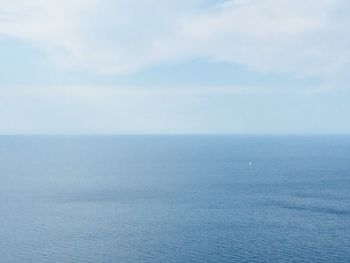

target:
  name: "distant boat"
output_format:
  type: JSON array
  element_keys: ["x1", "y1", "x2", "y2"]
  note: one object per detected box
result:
[{"x1": 248, "y1": 162, "x2": 252, "y2": 166}]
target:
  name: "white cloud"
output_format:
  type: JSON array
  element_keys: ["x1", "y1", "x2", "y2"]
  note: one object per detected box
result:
[{"x1": 0, "y1": 0, "x2": 349, "y2": 79}]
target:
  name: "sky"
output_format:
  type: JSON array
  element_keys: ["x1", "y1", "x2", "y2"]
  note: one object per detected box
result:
[{"x1": 0, "y1": 0, "x2": 350, "y2": 134}]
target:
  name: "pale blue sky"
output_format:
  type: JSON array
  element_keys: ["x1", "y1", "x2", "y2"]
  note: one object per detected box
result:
[{"x1": 0, "y1": 0, "x2": 349, "y2": 134}]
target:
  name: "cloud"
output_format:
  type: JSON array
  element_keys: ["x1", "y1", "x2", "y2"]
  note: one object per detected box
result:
[{"x1": 0, "y1": 0, "x2": 349, "y2": 80}]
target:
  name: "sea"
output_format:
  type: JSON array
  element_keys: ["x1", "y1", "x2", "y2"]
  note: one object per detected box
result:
[{"x1": 0, "y1": 135, "x2": 349, "y2": 262}]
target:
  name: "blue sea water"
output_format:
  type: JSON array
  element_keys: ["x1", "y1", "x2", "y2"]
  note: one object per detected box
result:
[{"x1": 0, "y1": 135, "x2": 350, "y2": 262}]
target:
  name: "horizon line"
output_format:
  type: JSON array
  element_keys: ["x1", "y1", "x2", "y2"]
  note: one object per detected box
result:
[{"x1": 0, "y1": 133, "x2": 349, "y2": 136}]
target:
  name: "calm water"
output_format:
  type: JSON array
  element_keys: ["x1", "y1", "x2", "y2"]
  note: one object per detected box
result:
[{"x1": 0, "y1": 135, "x2": 350, "y2": 262}]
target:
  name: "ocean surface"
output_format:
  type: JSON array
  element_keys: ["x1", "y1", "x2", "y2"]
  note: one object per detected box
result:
[{"x1": 0, "y1": 135, "x2": 350, "y2": 262}]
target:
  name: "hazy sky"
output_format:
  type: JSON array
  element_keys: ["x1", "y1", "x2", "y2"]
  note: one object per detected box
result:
[{"x1": 0, "y1": 0, "x2": 349, "y2": 134}]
